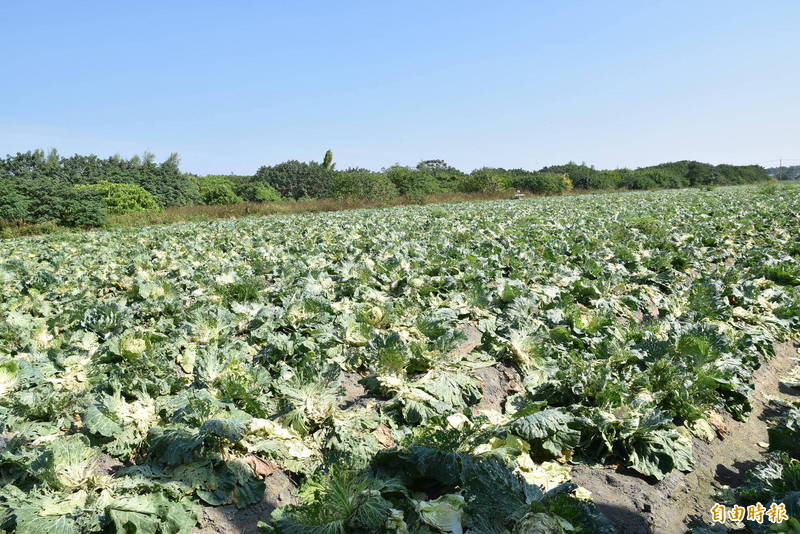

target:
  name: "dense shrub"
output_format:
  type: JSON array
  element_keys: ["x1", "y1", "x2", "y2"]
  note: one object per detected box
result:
[
  {"x1": 0, "y1": 183, "x2": 32, "y2": 222},
  {"x1": 716, "y1": 164, "x2": 770, "y2": 184},
  {"x1": 232, "y1": 177, "x2": 281, "y2": 202},
  {"x1": 190, "y1": 176, "x2": 242, "y2": 205},
  {"x1": 0, "y1": 178, "x2": 105, "y2": 227},
  {"x1": 53, "y1": 187, "x2": 107, "y2": 227},
  {"x1": 20, "y1": 182, "x2": 107, "y2": 227},
  {"x1": 385, "y1": 166, "x2": 440, "y2": 196},
  {"x1": 125, "y1": 153, "x2": 199, "y2": 206},
  {"x1": 233, "y1": 181, "x2": 261, "y2": 202},
  {"x1": 253, "y1": 160, "x2": 334, "y2": 199},
  {"x1": 331, "y1": 169, "x2": 398, "y2": 200},
  {"x1": 202, "y1": 183, "x2": 241, "y2": 205},
  {"x1": 508, "y1": 170, "x2": 571, "y2": 194},
  {"x1": 0, "y1": 150, "x2": 200, "y2": 226},
  {"x1": 457, "y1": 168, "x2": 510, "y2": 193},
  {"x1": 539, "y1": 160, "x2": 768, "y2": 191},
  {"x1": 416, "y1": 160, "x2": 464, "y2": 192},
  {"x1": 540, "y1": 163, "x2": 619, "y2": 190},
  {"x1": 254, "y1": 184, "x2": 281, "y2": 202},
  {"x1": 76, "y1": 181, "x2": 160, "y2": 214},
  {"x1": 616, "y1": 169, "x2": 677, "y2": 190},
  {"x1": 0, "y1": 150, "x2": 199, "y2": 207},
  {"x1": 645, "y1": 161, "x2": 718, "y2": 187},
  {"x1": 686, "y1": 161, "x2": 715, "y2": 186},
  {"x1": 633, "y1": 161, "x2": 767, "y2": 188},
  {"x1": 639, "y1": 163, "x2": 688, "y2": 187}
]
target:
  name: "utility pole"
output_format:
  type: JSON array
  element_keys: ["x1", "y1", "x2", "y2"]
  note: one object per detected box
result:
[{"x1": 779, "y1": 158, "x2": 782, "y2": 180}]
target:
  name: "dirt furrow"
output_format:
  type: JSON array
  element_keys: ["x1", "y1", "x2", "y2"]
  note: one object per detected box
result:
[{"x1": 571, "y1": 342, "x2": 799, "y2": 534}]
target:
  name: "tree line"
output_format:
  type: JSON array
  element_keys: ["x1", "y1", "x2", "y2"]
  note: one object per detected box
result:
[
  {"x1": 767, "y1": 165, "x2": 800, "y2": 181},
  {"x1": 0, "y1": 148, "x2": 771, "y2": 228}
]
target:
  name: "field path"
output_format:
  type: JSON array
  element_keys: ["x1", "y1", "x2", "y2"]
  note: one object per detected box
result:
[{"x1": 571, "y1": 342, "x2": 799, "y2": 534}]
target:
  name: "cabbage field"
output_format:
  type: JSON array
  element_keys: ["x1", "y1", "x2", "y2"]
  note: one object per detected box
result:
[{"x1": 1, "y1": 185, "x2": 799, "y2": 534}]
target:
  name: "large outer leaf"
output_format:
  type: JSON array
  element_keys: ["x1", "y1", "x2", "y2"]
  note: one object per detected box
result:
[
  {"x1": 107, "y1": 492, "x2": 199, "y2": 534},
  {"x1": 82, "y1": 402, "x2": 124, "y2": 437},
  {"x1": 509, "y1": 409, "x2": 581, "y2": 458},
  {"x1": 626, "y1": 427, "x2": 693, "y2": 480}
]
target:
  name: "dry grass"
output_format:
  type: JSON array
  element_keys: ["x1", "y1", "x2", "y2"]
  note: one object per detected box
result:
[{"x1": 104, "y1": 191, "x2": 515, "y2": 227}]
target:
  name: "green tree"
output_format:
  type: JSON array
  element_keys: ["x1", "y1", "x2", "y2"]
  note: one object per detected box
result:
[
  {"x1": 189, "y1": 176, "x2": 242, "y2": 205},
  {"x1": 457, "y1": 168, "x2": 510, "y2": 193},
  {"x1": 323, "y1": 150, "x2": 335, "y2": 170},
  {"x1": 331, "y1": 168, "x2": 398, "y2": 200},
  {"x1": 539, "y1": 163, "x2": 618, "y2": 189},
  {"x1": 416, "y1": 159, "x2": 465, "y2": 191},
  {"x1": 253, "y1": 160, "x2": 335, "y2": 199},
  {"x1": 507, "y1": 170, "x2": 570, "y2": 194},
  {"x1": 385, "y1": 166, "x2": 440, "y2": 196},
  {"x1": 76, "y1": 181, "x2": 160, "y2": 214},
  {"x1": 254, "y1": 184, "x2": 281, "y2": 202},
  {"x1": 0, "y1": 182, "x2": 32, "y2": 222}
]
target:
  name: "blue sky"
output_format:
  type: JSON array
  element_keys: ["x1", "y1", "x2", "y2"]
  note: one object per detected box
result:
[{"x1": 1, "y1": 1, "x2": 798, "y2": 174}]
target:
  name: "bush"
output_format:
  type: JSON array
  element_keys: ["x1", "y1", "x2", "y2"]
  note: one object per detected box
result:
[
  {"x1": 253, "y1": 161, "x2": 334, "y2": 199},
  {"x1": 54, "y1": 187, "x2": 107, "y2": 227},
  {"x1": 331, "y1": 169, "x2": 398, "y2": 200},
  {"x1": 73, "y1": 152, "x2": 199, "y2": 206},
  {"x1": 617, "y1": 170, "x2": 655, "y2": 190},
  {"x1": 254, "y1": 184, "x2": 281, "y2": 202},
  {"x1": 2, "y1": 180, "x2": 105, "y2": 227},
  {"x1": 208, "y1": 177, "x2": 280, "y2": 203},
  {"x1": 75, "y1": 181, "x2": 160, "y2": 214},
  {"x1": 0, "y1": 182, "x2": 32, "y2": 222},
  {"x1": 617, "y1": 167, "x2": 700, "y2": 190},
  {"x1": 416, "y1": 160, "x2": 465, "y2": 192},
  {"x1": 202, "y1": 183, "x2": 241, "y2": 205},
  {"x1": 127, "y1": 154, "x2": 200, "y2": 207},
  {"x1": 0, "y1": 150, "x2": 200, "y2": 208},
  {"x1": 457, "y1": 168, "x2": 510, "y2": 193},
  {"x1": 540, "y1": 163, "x2": 619, "y2": 190},
  {"x1": 508, "y1": 170, "x2": 570, "y2": 194},
  {"x1": 385, "y1": 166, "x2": 440, "y2": 196},
  {"x1": 190, "y1": 176, "x2": 242, "y2": 205}
]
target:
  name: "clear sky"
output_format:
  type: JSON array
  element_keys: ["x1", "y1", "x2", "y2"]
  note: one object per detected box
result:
[{"x1": 1, "y1": 1, "x2": 798, "y2": 175}]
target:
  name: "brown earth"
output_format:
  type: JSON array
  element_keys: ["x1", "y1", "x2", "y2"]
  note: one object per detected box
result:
[
  {"x1": 449, "y1": 323, "x2": 483, "y2": 357},
  {"x1": 338, "y1": 370, "x2": 369, "y2": 409},
  {"x1": 473, "y1": 363, "x2": 523, "y2": 413},
  {"x1": 192, "y1": 469, "x2": 297, "y2": 534},
  {"x1": 571, "y1": 341, "x2": 799, "y2": 534}
]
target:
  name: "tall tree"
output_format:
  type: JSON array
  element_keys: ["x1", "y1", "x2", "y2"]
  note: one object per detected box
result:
[{"x1": 323, "y1": 149, "x2": 335, "y2": 170}]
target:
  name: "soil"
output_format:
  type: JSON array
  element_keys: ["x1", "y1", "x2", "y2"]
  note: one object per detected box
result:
[
  {"x1": 449, "y1": 323, "x2": 483, "y2": 357},
  {"x1": 570, "y1": 341, "x2": 799, "y2": 534},
  {"x1": 192, "y1": 469, "x2": 297, "y2": 534},
  {"x1": 473, "y1": 362, "x2": 523, "y2": 413},
  {"x1": 456, "y1": 321, "x2": 525, "y2": 415},
  {"x1": 97, "y1": 453, "x2": 124, "y2": 475},
  {"x1": 338, "y1": 370, "x2": 369, "y2": 408}
]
